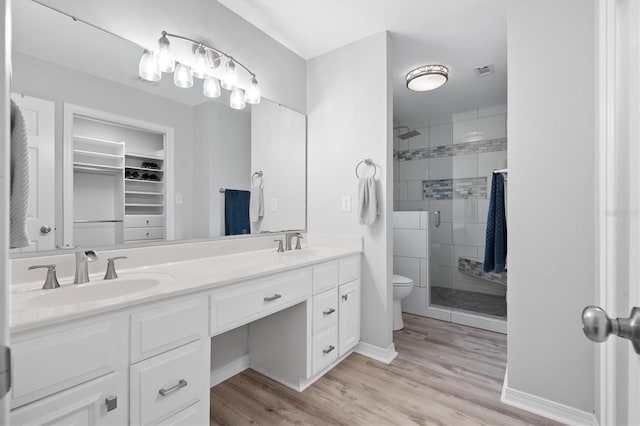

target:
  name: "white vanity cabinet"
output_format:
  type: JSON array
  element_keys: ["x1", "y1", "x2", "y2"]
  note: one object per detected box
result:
[{"x1": 9, "y1": 295, "x2": 209, "y2": 426}]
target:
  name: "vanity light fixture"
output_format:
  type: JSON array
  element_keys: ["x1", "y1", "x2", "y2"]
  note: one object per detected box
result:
[
  {"x1": 406, "y1": 64, "x2": 449, "y2": 91},
  {"x1": 137, "y1": 31, "x2": 261, "y2": 109}
]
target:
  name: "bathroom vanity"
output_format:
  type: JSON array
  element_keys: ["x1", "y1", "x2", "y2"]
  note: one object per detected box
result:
[{"x1": 8, "y1": 241, "x2": 361, "y2": 425}]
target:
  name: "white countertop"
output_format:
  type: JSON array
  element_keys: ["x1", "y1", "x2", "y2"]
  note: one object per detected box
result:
[{"x1": 11, "y1": 245, "x2": 361, "y2": 333}]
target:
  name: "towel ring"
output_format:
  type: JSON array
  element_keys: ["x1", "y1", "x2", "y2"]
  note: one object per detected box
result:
[
  {"x1": 252, "y1": 171, "x2": 263, "y2": 184},
  {"x1": 355, "y1": 159, "x2": 376, "y2": 179}
]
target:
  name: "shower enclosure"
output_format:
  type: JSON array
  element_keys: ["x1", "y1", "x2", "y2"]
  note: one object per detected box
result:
[{"x1": 393, "y1": 106, "x2": 507, "y2": 333}]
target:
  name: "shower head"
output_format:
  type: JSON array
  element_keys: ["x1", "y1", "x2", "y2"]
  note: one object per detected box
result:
[{"x1": 397, "y1": 129, "x2": 421, "y2": 140}]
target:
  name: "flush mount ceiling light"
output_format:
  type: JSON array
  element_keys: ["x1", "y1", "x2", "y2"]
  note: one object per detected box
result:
[
  {"x1": 406, "y1": 65, "x2": 449, "y2": 91},
  {"x1": 138, "y1": 31, "x2": 261, "y2": 109}
]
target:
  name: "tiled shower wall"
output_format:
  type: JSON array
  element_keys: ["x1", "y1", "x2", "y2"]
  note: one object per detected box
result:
[{"x1": 393, "y1": 105, "x2": 507, "y2": 297}]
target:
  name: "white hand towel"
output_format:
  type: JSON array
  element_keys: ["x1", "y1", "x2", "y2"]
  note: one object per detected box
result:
[
  {"x1": 249, "y1": 182, "x2": 264, "y2": 222},
  {"x1": 358, "y1": 176, "x2": 379, "y2": 226},
  {"x1": 10, "y1": 99, "x2": 29, "y2": 248}
]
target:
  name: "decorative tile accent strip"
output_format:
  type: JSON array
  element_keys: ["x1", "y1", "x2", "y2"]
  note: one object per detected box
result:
[
  {"x1": 458, "y1": 257, "x2": 507, "y2": 286},
  {"x1": 397, "y1": 138, "x2": 507, "y2": 161},
  {"x1": 423, "y1": 177, "x2": 487, "y2": 200}
]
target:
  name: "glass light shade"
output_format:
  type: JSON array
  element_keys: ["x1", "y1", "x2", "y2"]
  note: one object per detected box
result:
[
  {"x1": 203, "y1": 77, "x2": 221, "y2": 98},
  {"x1": 174, "y1": 63, "x2": 193, "y2": 88},
  {"x1": 157, "y1": 35, "x2": 175, "y2": 73},
  {"x1": 244, "y1": 77, "x2": 261, "y2": 105},
  {"x1": 221, "y1": 60, "x2": 238, "y2": 90},
  {"x1": 138, "y1": 50, "x2": 161, "y2": 82},
  {"x1": 193, "y1": 45, "x2": 208, "y2": 79},
  {"x1": 230, "y1": 88, "x2": 246, "y2": 109},
  {"x1": 206, "y1": 50, "x2": 221, "y2": 69},
  {"x1": 406, "y1": 65, "x2": 449, "y2": 91}
]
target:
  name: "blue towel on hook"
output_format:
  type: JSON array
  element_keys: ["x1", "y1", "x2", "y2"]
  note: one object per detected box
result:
[
  {"x1": 224, "y1": 189, "x2": 250, "y2": 236},
  {"x1": 483, "y1": 173, "x2": 507, "y2": 273}
]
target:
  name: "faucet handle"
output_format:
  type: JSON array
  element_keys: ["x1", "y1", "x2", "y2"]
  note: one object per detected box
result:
[
  {"x1": 104, "y1": 256, "x2": 128, "y2": 280},
  {"x1": 294, "y1": 234, "x2": 303, "y2": 250},
  {"x1": 28, "y1": 264, "x2": 61, "y2": 290},
  {"x1": 274, "y1": 239, "x2": 284, "y2": 253}
]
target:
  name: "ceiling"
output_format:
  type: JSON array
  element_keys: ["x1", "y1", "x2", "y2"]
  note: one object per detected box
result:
[{"x1": 219, "y1": 0, "x2": 507, "y2": 126}]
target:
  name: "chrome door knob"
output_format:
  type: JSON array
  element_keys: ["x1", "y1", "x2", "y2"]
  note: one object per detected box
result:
[
  {"x1": 582, "y1": 306, "x2": 640, "y2": 354},
  {"x1": 40, "y1": 225, "x2": 52, "y2": 234}
]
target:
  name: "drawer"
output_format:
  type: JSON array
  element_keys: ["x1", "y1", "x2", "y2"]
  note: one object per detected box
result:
[
  {"x1": 125, "y1": 215, "x2": 165, "y2": 228},
  {"x1": 11, "y1": 318, "x2": 120, "y2": 409},
  {"x1": 339, "y1": 255, "x2": 360, "y2": 284},
  {"x1": 313, "y1": 327, "x2": 338, "y2": 375},
  {"x1": 157, "y1": 401, "x2": 204, "y2": 426},
  {"x1": 210, "y1": 269, "x2": 311, "y2": 335},
  {"x1": 131, "y1": 297, "x2": 207, "y2": 363},
  {"x1": 130, "y1": 340, "x2": 205, "y2": 425},
  {"x1": 124, "y1": 226, "x2": 165, "y2": 241},
  {"x1": 313, "y1": 288, "x2": 338, "y2": 334},
  {"x1": 312, "y1": 261, "x2": 339, "y2": 295},
  {"x1": 11, "y1": 372, "x2": 126, "y2": 426}
]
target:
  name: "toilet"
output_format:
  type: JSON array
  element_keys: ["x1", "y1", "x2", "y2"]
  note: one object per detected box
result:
[{"x1": 393, "y1": 274, "x2": 414, "y2": 330}]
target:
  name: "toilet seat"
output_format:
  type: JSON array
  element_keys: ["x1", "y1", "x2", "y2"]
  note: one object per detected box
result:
[{"x1": 393, "y1": 274, "x2": 413, "y2": 286}]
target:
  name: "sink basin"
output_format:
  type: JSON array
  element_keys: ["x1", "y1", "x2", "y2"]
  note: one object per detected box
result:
[
  {"x1": 280, "y1": 247, "x2": 330, "y2": 258},
  {"x1": 23, "y1": 274, "x2": 172, "y2": 308}
]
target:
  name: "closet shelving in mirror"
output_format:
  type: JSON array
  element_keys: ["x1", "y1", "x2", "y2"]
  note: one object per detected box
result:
[{"x1": 72, "y1": 134, "x2": 125, "y2": 174}]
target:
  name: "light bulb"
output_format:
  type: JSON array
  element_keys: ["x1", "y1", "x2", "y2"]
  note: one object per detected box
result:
[
  {"x1": 157, "y1": 34, "x2": 175, "y2": 73},
  {"x1": 245, "y1": 77, "x2": 261, "y2": 104},
  {"x1": 174, "y1": 63, "x2": 193, "y2": 88},
  {"x1": 206, "y1": 50, "x2": 221, "y2": 69},
  {"x1": 193, "y1": 45, "x2": 208, "y2": 79},
  {"x1": 203, "y1": 77, "x2": 221, "y2": 98},
  {"x1": 138, "y1": 50, "x2": 160, "y2": 82},
  {"x1": 221, "y1": 60, "x2": 238, "y2": 90},
  {"x1": 230, "y1": 88, "x2": 246, "y2": 109}
]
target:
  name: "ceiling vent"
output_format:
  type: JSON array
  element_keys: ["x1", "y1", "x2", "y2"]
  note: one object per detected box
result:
[{"x1": 474, "y1": 64, "x2": 494, "y2": 77}]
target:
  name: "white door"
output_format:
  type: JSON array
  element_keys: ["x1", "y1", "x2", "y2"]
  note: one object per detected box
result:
[
  {"x1": 584, "y1": 1, "x2": 640, "y2": 424},
  {"x1": 10, "y1": 94, "x2": 55, "y2": 252}
]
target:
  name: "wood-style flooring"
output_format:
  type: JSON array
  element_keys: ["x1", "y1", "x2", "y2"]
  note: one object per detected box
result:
[{"x1": 210, "y1": 314, "x2": 558, "y2": 425}]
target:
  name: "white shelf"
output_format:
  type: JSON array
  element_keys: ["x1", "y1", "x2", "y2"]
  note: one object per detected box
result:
[
  {"x1": 124, "y1": 179, "x2": 163, "y2": 184},
  {"x1": 74, "y1": 135, "x2": 124, "y2": 146},
  {"x1": 126, "y1": 152, "x2": 164, "y2": 161},
  {"x1": 73, "y1": 162, "x2": 123, "y2": 173},
  {"x1": 73, "y1": 149, "x2": 123, "y2": 160},
  {"x1": 125, "y1": 191, "x2": 164, "y2": 196},
  {"x1": 125, "y1": 203, "x2": 164, "y2": 207},
  {"x1": 125, "y1": 166, "x2": 164, "y2": 173}
]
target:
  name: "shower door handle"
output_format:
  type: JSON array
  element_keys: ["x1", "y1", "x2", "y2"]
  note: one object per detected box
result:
[
  {"x1": 434, "y1": 210, "x2": 441, "y2": 227},
  {"x1": 582, "y1": 306, "x2": 640, "y2": 354}
]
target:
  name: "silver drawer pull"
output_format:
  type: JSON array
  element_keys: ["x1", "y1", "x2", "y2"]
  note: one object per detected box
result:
[
  {"x1": 264, "y1": 294, "x2": 282, "y2": 302},
  {"x1": 342, "y1": 294, "x2": 348, "y2": 301},
  {"x1": 158, "y1": 379, "x2": 188, "y2": 396},
  {"x1": 323, "y1": 308, "x2": 336, "y2": 316},
  {"x1": 323, "y1": 345, "x2": 335, "y2": 354}
]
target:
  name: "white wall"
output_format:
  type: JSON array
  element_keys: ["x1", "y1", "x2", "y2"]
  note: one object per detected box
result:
[
  {"x1": 11, "y1": 52, "x2": 196, "y2": 240},
  {"x1": 193, "y1": 101, "x2": 251, "y2": 238},
  {"x1": 251, "y1": 101, "x2": 306, "y2": 233},
  {"x1": 307, "y1": 32, "x2": 394, "y2": 352},
  {"x1": 507, "y1": 0, "x2": 595, "y2": 413}
]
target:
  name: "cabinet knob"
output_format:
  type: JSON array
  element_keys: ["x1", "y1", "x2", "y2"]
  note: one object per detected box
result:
[
  {"x1": 342, "y1": 294, "x2": 349, "y2": 301},
  {"x1": 323, "y1": 345, "x2": 335, "y2": 354},
  {"x1": 105, "y1": 395, "x2": 117, "y2": 412}
]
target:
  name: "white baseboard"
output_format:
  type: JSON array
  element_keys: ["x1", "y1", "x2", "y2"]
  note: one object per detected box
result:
[
  {"x1": 501, "y1": 368, "x2": 597, "y2": 426},
  {"x1": 210, "y1": 355, "x2": 250, "y2": 387},
  {"x1": 354, "y1": 341, "x2": 398, "y2": 364}
]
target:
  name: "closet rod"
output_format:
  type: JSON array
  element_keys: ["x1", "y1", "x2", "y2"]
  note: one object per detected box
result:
[{"x1": 74, "y1": 219, "x2": 123, "y2": 223}]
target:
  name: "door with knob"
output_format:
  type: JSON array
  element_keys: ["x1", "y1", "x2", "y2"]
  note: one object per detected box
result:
[
  {"x1": 582, "y1": 1, "x2": 640, "y2": 424},
  {"x1": 9, "y1": 94, "x2": 55, "y2": 252}
]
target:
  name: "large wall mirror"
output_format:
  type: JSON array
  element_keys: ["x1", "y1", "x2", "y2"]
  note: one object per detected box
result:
[{"x1": 10, "y1": 1, "x2": 306, "y2": 255}]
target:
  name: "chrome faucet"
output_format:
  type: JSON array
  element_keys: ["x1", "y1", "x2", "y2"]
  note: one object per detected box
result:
[
  {"x1": 284, "y1": 232, "x2": 303, "y2": 251},
  {"x1": 74, "y1": 249, "x2": 97, "y2": 284}
]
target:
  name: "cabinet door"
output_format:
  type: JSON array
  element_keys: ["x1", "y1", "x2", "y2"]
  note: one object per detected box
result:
[
  {"x1": 339, "y1": 280, "x2": 360, "y2": 357},
  {"x1": 10, "y1": 373, "x2": 126, "y2": 426}
]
